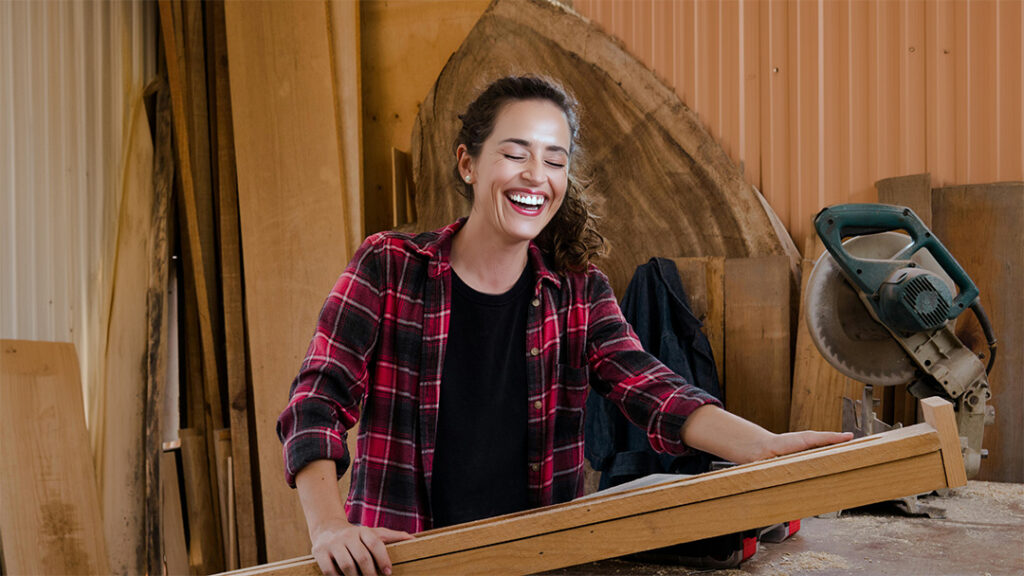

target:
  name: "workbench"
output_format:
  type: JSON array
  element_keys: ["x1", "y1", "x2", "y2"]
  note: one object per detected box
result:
[{"x1": 545, "y1": 481, "x2": 1023, "y2": 576}]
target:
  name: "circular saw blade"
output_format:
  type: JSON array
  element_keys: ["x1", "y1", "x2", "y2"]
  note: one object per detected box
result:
[{"x1": 804, "y1": 232, "x2": 939, "y2": 386}]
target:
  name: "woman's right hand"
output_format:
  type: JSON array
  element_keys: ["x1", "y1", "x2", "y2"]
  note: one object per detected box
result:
[{"x1": 310, "y1": 515, "x2": 413, "y2": 576}]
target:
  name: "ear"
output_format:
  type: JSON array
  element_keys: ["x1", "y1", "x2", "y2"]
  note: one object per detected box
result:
[{"x1": 456, "y1": 144, "x2": 474, "y2": 182}]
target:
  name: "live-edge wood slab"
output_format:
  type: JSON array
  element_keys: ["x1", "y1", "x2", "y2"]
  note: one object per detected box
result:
[{"x1": 217, "y1": 398, "x2": 965, "y2": 576}]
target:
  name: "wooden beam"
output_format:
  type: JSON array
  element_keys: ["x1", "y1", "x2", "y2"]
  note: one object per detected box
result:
[
  {"x1": 224, "y1": 0, "x2": 353, "y2": 561},
  {"x1": 0, "y1": 341, "x2": 110, "y2": 575},
  {"x1": 217, "y1": 398, "x2": 964, "y2": 576}
]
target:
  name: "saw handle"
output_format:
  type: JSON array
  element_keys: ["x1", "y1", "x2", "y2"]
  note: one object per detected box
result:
[{"x1": 814, "y1": 203, "x2": 980, "y2": 320}]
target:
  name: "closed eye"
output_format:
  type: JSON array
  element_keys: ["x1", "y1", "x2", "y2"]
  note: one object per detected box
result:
[
  {"x1": 546, "y1": 160, "x2": 566, "y2": 168},
  {"x1": 503, "y1": 153, "x2": 526, "y2": 161}
]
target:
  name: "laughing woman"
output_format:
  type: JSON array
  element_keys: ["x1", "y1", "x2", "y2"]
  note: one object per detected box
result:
[{"x1": 277, "y1": 75, "x2": 850, "y2": 576}]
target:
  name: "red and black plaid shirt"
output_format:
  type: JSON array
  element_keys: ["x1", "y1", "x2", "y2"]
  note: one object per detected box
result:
[{"x1": 278, "y1": 219, "x2": 720, "y2": 533}]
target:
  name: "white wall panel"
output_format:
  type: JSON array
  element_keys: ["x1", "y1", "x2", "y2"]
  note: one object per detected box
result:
[{"x1": 0, "y1": 0, "x2": 156, "y2": 428}]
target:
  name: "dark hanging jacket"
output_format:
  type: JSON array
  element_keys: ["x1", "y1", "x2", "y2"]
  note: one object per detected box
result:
[{"x1": 585, "y1": 257, "x2": 723, "y2": 489}]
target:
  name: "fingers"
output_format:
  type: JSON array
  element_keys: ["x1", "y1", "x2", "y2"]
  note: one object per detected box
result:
[
  {"x1": 347, "y1": 535, "x2": 380, "y2": 576},
  {"x1": 374, "y1": 527, "x2": 415, "y2": 543},
  {"x1": 361, "y1": 529, "x2": 394, "y2": 575}
]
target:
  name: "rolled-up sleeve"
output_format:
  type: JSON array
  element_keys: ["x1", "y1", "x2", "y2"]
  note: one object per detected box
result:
[
  {"x1": 584, "y1": 267, "x2": 721, "y2": 457},
  {"x1": 277, "y1": 235, "x2": 385, "y2": 487}
]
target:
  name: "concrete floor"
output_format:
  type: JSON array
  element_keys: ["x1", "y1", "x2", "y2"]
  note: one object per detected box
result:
[{"x1": 544, "y1": 481, "x2": 1023, "y2": 576}]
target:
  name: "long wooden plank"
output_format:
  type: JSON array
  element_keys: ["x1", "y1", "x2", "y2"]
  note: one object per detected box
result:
[
  {"x1": 98, "y1": 99, "x2": 155, "y2": 575},
  {"x1": 144, "y1": 76, "x2": 174, "y2": 576},
  {"x1": 158, "y1": 6, "x2": 228, "y2": 569},
  {"x1": 160, "y1": 450, "x2": 189, "y2": 576},
  {"x1": 181, "y1": 428, "x2": 225, "y2": 575},
  {"x1": 224, "y1": 0, "x2": 353, "y2": 561},
  {"x1": 724, "y1": 256, "x2": 791, "y2": 433},
  {"x1": 207, "y1": 0, "x2": 259, "y2": 566},
  {"x1": 218, "y1": 399, "x2": 963, "y2": 576},
  {"x1": 0, "y1": 340, "x2": 110, "y2": 575}
]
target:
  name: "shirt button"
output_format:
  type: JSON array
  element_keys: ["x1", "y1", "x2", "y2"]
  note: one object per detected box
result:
[
  {"x1": 530, "y1": 347, "x2": 540, "y2": 356},
  {"x1": 530, "y1": 463, "x2": 540, "y2": 472},
  {"x1": 533, "y1": 400, "x2": 543, "y2": 410},
  {"x1": 531, "y1": 297, "x2": 541, "y2": 307}
]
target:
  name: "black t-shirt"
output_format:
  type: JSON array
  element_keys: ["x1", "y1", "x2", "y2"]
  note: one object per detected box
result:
[{"x1": 430, "y1": 265, "x2": 532, "y2": 528}]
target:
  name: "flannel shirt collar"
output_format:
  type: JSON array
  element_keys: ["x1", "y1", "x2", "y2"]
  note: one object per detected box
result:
[{"x1": 406, "y1": 218, "x2": 563, "y2": 292}]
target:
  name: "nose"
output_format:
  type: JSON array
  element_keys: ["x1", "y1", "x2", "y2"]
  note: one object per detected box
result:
[{"x1": 521, "y1": 156, "x2": 544, "y2": 184}]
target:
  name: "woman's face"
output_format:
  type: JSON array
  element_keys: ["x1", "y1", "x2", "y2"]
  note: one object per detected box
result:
[{"x1": 459, "y1": 99, "x2": 571, "y2": 246}]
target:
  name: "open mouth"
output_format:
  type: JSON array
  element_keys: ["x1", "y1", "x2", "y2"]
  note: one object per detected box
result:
[{"x1": 507, "y1": 191, "x2": 546, "y2": 215}]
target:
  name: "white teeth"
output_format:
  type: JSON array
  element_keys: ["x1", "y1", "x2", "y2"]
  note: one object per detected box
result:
[{"x1": 509, "y1": 193, "x2": 544, "y2": 206}]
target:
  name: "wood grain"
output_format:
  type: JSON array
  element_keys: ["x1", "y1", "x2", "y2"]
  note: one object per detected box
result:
[
  {"x1": 789, "y1": 236, "x2": 859, "y2": 432},
  {"x1": 180, "y1": 428, "x2": 224, "y2": 574},
  {"x1": 144, "y1": 77, "x2": 174, "y2": 576},
  {"x1": 224, "y1": 0, "x2": 354, "y2": 561},
  {"x1": 724, "y1": 256, "x2": 791, "y2": 433},
  {"x1": 932, "y1": 182, "x2": 1023, "y2": 482},
  {"x1": 217, "y1": 399, "x2": 961, "y2": 576},
  {"x1": 0, "y1": 340, "x2": 110, "y2": 575},
  {"x1": 410, "y1": 0, "x2": 800, "y2": 299},
  {"x1": 160, "y1": 450, "x2": 189, "y2": 576},
  {"x1": 97, "y1": 100, "x2": 154, "y2": 575},
  {"x1": 207, "y1": 0, "x2": 259, "y2": 565}
]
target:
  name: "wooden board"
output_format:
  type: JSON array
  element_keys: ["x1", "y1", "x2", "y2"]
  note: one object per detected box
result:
[
  {"x1": 181, "y1": 428, "x2": 225, "y2": 574},
  {"x1": 207, "y1": 0, "x2": 259, "y2": 566},
  {"x1": 789, "y1": 236, "x2": 860, "y2": 432},
  {"x1": 97, "y1": 100, "x2": 155, "y2": 575},
  {"x1": 160, "y1": 450, "x2": 189, "y2": 576},
  {"x1": 876, "y1": 172, "x2": 933, "y2": 227},
  {"x1": 217, "y1": 398, "x2": 965, "y2": 576},
  {"x1": 932, "y1": 182, "x2": 1023, "y2": 483},
  {"x1": 327, "y1": 0, "x2": 364, "y2": 254},
  {"x1": 224, "y1": 0, "x2": 354, "y2": 562},
  {"x1": 410, "y1": 0, "x2": 800, "y2": 298},
  {"x1": 143, "y1": 77, "x2": 174, "y2": 576},
  {"x1": 0, "y1": 340, "x2": 110, "y2": 575},
  {"x1": 723, "y1": 256, "x2": 791, "y2": 433}
]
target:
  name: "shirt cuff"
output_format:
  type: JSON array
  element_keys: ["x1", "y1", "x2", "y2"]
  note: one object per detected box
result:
[
  {"x1": 648, "y1": 388, "x2": 723, "y2": 456},
  {"x1": 281, "y1": 428, "x2": 351, "y2": 488}
]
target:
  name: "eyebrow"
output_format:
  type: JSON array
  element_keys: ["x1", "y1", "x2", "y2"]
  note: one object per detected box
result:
[{"x1": 499, "y1": 138, "x2": 569, "y2": 156}]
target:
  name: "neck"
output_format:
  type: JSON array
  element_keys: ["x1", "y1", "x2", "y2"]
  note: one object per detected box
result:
[{"x1": 450, "y1": 217, "x2": 530, "y2": 294}]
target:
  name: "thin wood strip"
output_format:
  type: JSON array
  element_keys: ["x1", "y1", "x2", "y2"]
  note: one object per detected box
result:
[
  {"x1": 158, "y1": 6, "x2": 227, "y2": 569},
  {"x1": 160, "y1": 450, "x2": 190, "y2": 576},
  {"x1": 207, "y1": 0, "x2": 259, "y2": 565},
  {"x1": 144, "y1": 77, "x2": 174, "y2": 576},
  {"x1": 218, "y1": 404, "x2": 958, "y2": 576},
  {"x1": 180, "y1": 428, "x2": 225, "y2": 575}
]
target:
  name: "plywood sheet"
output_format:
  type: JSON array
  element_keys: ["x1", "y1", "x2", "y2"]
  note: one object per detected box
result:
[
  {"x1": 224, "y1": 0, "x2": 354, "y2": 561},
  {"x1": 0, "y1": 340, "x2": 110, "y2": 575}
]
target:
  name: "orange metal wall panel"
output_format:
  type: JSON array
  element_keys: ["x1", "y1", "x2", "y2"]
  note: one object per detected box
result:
[{"x1": 575, "y1": 0, "x2": 1024, "y2": 251}]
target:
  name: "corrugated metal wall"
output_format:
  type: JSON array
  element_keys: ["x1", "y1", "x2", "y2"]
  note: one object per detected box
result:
[
  {"x1": 0, "y1": 0, "x2": 156, "y2": 424},
  {"x1": 574, "y1": 0, "x2": 1024, "y2": 250}
]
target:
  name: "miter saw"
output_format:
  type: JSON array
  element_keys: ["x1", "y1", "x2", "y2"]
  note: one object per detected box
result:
[{"x1": 805, "y1": 204, "x2": 996, "y2": 478}]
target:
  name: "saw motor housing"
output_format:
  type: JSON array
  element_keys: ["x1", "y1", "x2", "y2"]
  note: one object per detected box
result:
[{"x1": 807, "y1": 204, "x2": 995, "y2": 478}]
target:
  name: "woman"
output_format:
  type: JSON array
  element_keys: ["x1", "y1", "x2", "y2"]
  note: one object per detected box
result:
[{"x1": 278, "y1": 76, "x2": 850, "y2": 576}]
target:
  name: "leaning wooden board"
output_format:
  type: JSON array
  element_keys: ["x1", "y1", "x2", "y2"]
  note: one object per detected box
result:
[
  {"x1": 218, "y1": 397, "x2": 965, "y2": 576},
  {"x1": 0, "y1": 340, "x2": 110, "y2": 575}
]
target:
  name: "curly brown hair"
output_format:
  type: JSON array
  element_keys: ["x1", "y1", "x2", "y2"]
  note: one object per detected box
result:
[{"x1": 453, "y1": 75, "x2": 607, "y2": 274}]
